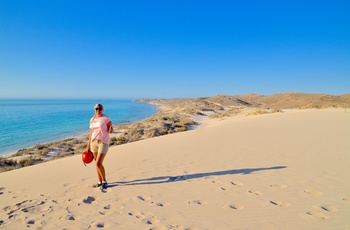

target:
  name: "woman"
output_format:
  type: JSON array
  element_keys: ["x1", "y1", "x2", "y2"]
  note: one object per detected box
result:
[{"x1": 87, "y1": 103, "x2": 113, "y2": 189}]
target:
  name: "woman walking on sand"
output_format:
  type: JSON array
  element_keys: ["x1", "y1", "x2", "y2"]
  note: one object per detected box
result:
[{"x1": 87, "y1": 103, "x2": 113, "y2": 190}]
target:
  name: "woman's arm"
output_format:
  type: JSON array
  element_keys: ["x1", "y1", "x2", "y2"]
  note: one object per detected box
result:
[
  {"x1": 87, "y1": 130, "x2": 92, "y2": 151},
  {"x1": 107, "y1": 121, "x2": 113, "y2": 133}
]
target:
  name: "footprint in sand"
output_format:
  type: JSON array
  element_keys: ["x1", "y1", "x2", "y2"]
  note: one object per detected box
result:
[
  {"x1": 149, "y1": 226, "x2": 168, "y2": 230},
  {"x1": 6, "y1": 199, "x2": 52, "y2": 218},
  {"x1": 219, "y1": 186, "x2": 229, "y2": 191},
  {"x1": 6, "y1": 200, "x2": 31, "y2": 215},
  {"x1": 231, "y1": 181, "x2": 244, "y2": 186},
  {"x1": 128, "y1": 211, "x2": 145, "y2": 219},
  {"x1": 248, "y1": 190, "x2": 263, "y2": 196},
  {"x1": 211, "y1": 179, "x2": 224, "y2": 184},
  {"x1": 304, "y1": 189, "x2": 324, "y2": 196},
  {"x1": 66, "y1": 214, "x2": 81, "y2": 221},
  {"x1": 205, "y1": 176, "x2": 219, "y2": 180},
  {"x1": 2, "y1": 206, "x2": 11, "y2": 212},
  {"x1": 136, "y1": 195, "x2": 152, "y2": 202},
  {"x1": 103, "y1": 204, "x2": 125, "y2": 210},
  {"x1": 8, "y1": 213, "x2": 25, "y2": 221},
  {"x1": 306, "y1": 210, "x2": 328, "y2": 219},
  {"x1": 210, "y1": 180, "x2": 233, "y2": 191},
  {"x1": 91, "y1": 222, "x2": 107, "y2": 228},
  {"x1": 83, "y1": 196, "x2": 96, "y2": 204},
  {"x1": 22, "y1": 200, "x2": 54, "y2": 215},
  {"x1": 321, "y1": 205, "x2": 337, "y2": 212},
  {"x1": 188, "y1": 200, "x2": 208, "y2": 205},
  {"x1": 134, "y1": 195, "x2": 170, "y2": 208},
  {"x1": 26, "y1": 220, "x2": 35, "y2": 224},
  {"x1": 154, "y1": 202, "x2": 170, "y2": 207},
  {"x1": 270, "y1": 200, "x2": 291, "y2": 207},
  {"x1": 25, "y1": 218, "x2": 46, "y2": 229},
  {"x1": 142, "y1": 217, "x2": 160, "y2": 225},
  {"x1": 270, "y1": 184, "x2": 287, "y2": 189},
  {"x1": 179, "y1": 226, "x2": 200, "y2": 230},
  {"x1": 225, "y1": 204, "x2": 244, "y2": 210},
  {"x1": 102, "y1": 204, "x2": 124, "y2": 216},
  {"x1": 128, "y1": 211, "x2": 160, "y2": 225},
  {"x1": 96, "y1": 222, "x2": 106, "y2": 228}
]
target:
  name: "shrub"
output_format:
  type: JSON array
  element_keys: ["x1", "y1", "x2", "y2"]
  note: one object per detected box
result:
[
  {"x1": 60, "y1": 151, "x2": 75, "y2": 157},
  {"x1": 13, "y1": 148, "x2": 32, "y2": 157},
  {"x1": 114, "y1": 136, "x2": 127, "y2": 145},
  {"x1": 35, "y1": 144, "x2": 47, "y2": 150},
  {"x1": 208, "y1": 107, "x2": 242, "y2": 119},
  {"x1": 34, "y1": 148, "x2": 49, "y2": 156},
  {"x1": 270, "y1": 108, "x2": 283, "y2": 113},
  {"x1": 75, "y1": 143, "x2": 87, "y2": 150},
  {"x1": 19, "y1": 156, "x2": 33, "y2": 167},
  {"x1": 0, "y1": 158, "x2": 16, "y2": 167}
]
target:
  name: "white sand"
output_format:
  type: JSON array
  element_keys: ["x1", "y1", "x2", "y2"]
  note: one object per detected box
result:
[{"x1": 1, "y1": 109, "x2": 349, "y2": 229}]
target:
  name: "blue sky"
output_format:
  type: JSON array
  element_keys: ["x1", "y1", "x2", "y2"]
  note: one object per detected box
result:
[{"x1": 1, "y1": 1, "x2": 349, "y2": 99}]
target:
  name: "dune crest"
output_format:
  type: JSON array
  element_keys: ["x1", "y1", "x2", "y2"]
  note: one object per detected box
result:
[{"x1": 0, "y1": 108, "x2": 349, "y2": 229}]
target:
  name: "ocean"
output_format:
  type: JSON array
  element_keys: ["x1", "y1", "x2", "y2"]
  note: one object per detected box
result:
[{"x1": 0, "y1": 99, "x2": 157, "y2": 156}]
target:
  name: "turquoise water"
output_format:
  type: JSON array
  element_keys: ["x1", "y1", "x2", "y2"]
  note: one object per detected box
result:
[{"x1": 0, "y1": 99, "x2": 157, "y2": 156}]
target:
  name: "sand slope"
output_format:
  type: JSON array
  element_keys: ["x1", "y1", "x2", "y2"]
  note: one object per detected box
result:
[{"x1": 1, "y1": 109, "x2": 349, "y2": 229}]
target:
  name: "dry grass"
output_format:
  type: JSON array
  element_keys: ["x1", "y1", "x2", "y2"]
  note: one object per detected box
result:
[
  {"x1": 237, "y1": 93, "x2": 350, "y2": 109},
  {"x1": 247, "y1": 108, "x2": 283, "y2": 116},
  {"x1": 114, "y1": 112, "x2": 196, "y2": 144},
  {"x1": 0, "y1": 137, "x2": 88, "y2": 172},
  {"x1": 2, "y1": 92, "x2": 349, "y2": 173},
  {"x1": 209, "y1": 107, "x2": 243, "y2": 119},
  {"x1": 0, "y1": 157, "x2": 17, "y2": 173}
]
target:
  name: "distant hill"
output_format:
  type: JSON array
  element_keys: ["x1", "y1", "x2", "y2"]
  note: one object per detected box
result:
[{"x1": 207, "y1": 93, "x2": 350, "y2": 109}]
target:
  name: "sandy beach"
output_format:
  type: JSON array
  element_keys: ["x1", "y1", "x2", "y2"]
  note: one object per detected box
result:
[{"x1": 1, "y1": 108, "x2": 349, "y2": 229}]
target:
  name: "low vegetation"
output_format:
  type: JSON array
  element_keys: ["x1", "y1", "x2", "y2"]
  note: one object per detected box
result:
[
  {"x1": 1, "y1": 93, "x2": 349, "y2": 173},
  {"x1": 0, "y1": 138, "x2": 87, "y2": 173}
]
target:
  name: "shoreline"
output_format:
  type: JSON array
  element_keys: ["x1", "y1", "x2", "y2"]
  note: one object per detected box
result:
[
  {"x1": 1, "y1": 93, "x2": 349, "y2": 173},
  {"x1": 0, "y1": 105, "x2": 349, "y2": 229},
  {"x1": 0, "y1": 102, "x2": 161, "y2": 172},
  {"x1": 0, "y1": 99, "x2": 157, "y2": 158},
  {"x1": 1, "y1": 130, "x2": 89, "y2": 158}
]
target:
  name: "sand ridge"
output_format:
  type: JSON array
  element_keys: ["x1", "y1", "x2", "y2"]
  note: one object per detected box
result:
[
  {"x1": 0, "y1": 109, "x2": 349, "y2": 229},
  {"x1": 2, "y1": 93, "x2": 349, "y2": 173}
]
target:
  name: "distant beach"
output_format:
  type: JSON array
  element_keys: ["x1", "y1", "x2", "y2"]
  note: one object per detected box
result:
[{"x1": 0, "y1": 99, "x2": 157, "y2": 157}]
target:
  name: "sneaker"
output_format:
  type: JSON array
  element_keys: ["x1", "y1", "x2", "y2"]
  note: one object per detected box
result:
[
  {"x1": 93, "y1": 182, "x2": 102, "y2": 188},
  {"x1": 101, "y1": 182, "x2": 108, "y2": 190}
]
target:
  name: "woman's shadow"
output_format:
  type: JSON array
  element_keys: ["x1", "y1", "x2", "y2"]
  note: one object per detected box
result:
[{"x1": 108, "y1": 166, "x2": 286, "y2": 187}]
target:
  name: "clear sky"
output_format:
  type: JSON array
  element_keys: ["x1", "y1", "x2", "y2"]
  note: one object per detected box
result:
[{"x1": 1, "y1": 1, "x2": 349, "y2": 99}]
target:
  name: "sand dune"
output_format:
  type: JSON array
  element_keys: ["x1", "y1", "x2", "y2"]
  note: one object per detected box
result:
[{"x1": 1, "y1": 109, "x2": 349, "y2": 229}]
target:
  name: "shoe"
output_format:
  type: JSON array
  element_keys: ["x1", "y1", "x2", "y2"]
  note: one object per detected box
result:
[
  {"x1": 101, "y1": 182, "x2": 108, "y2": 189},
  {"x1": 93, "y1": 182, "x2": 102, "y2": 188}
]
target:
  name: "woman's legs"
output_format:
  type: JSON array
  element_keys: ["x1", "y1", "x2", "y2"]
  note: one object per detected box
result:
[
  {"x1": 95, "y1": 153, "x2": 107, "y2": 182},
  {"x1": 91, "y1": 140, "x2": 108, "y2": 185},
  {"x1": 92, "y1": 152, "x2": 102, "y2": 182}
]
